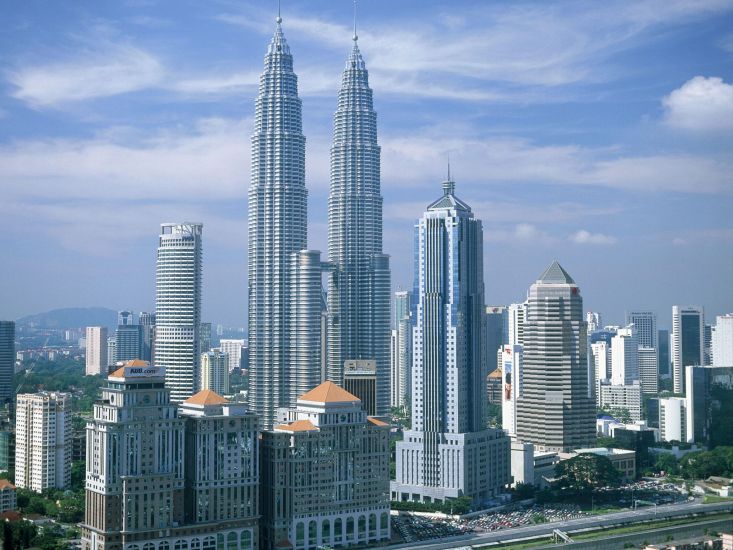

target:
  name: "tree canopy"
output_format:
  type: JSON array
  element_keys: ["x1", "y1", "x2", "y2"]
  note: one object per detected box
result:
[{"x1": 553, "y1": 453, "x2": 622, "y2": 493}]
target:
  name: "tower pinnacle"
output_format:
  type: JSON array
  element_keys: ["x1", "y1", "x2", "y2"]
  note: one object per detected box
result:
[
  {"x1": 353, "y1": 0, "x2": 358, "y2": 42},
  {"x1": 443, "y1": 158, "x2": 455, "y2": 196},
  {"x1": 276, "y1": 0, "x2": 282, "y2": 24}
]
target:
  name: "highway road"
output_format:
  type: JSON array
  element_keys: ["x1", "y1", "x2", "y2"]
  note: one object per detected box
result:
[{"x1": 384, "y1": 500, "x2": 733, "y2": 550}]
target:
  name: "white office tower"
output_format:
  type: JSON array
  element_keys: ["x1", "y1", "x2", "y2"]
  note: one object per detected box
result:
[
  {"x1": 392, "y1": 177, "x2": 510, "y2": 504},
  {"x1": 591, "y1": 341, "x2": 611, "y2": 405},
  {"x1": 15, "y1": 392, "x2": 71, "y2": 492},
  {"x1": 712, "y1": 314, "x2": 733, "y2": 367},
  {"x1": 672, "y1": 306, "x2": 704, "y2": 393},
  {"x1": 200, "y1": 350, "x2": 230, "y2": 395},
  {"x1": 391, "y1": 291, "x2": 412, "y2": 409},
  {"x1": 248, "y1": 14, "x2": 307, "y2": 430},
  {"x1": 515, "y1": 262, "x2": 596, "y2": 452},
  {"x1": 107, "y1": 336, "x2": 117, "y2": 367},
  {"x1": 586, "y1": 311, "x2": 602, "y2": 334},
  {"x1": 154, "y1": 223, "x2": 203, "y2": 403},
  {"x1": 219, "y1": 339, "x2": 246, "y2": 372},
  {"x1": 85, "y1": 326, "x2": 108, "y2": 376},
  {"x1": 501, "y1": 345, "x2": 523, "y2": 437},
  {"x1": 659, "y1": 396, "x2": 687, "y2": 442},
  {"x1": 627, "y1": 311, "x2": 658, "y2": 394},
  {"x1": 611, "y1": 325, "x2": 639, "y2": 385},
  {"x1": 289, "y1": 250, "x2": 326, "y2": 406},
  {"x1": 326, "y1": 31, "x2": 391, "y2": 418},
  {"x1": 508, "y1": 301, "x2": 527, "y2": 347}
]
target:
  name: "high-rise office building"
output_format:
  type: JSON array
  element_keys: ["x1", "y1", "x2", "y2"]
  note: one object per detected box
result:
[
  {"x1": 712, "y1": 314, "x2": 733, "y2": 367},
  {"x1": 392, "y1": 177, "x2": 510, "y2": 504},
  {"x1": 343, "y1": 359, "x2": 377, "y2": 416},
  {"x1": 200, "y1": 350, "x2": 230, "y2": 396},
  {"x1": 611, "y1": 325, "x2": 639, "y2": 385},
  {"x1": 627, "y1": 311, "x2": 657, "y2": 348},
  {"x1": 106, "y1": 336, "x2": 117, "y2": 368},
  {"x1": 290, "y1": 250, "x2": 327, "y2": 408},
  {"x1": 485, "y1": 306, "x2": 508, "y2": 374},
  {"x1": 501, "y1": 344, "x2": 523, "y2": 437},
  {"x1": 659, "y1": 397, "x2": 686, "y2": 442},
  {"x1": 638, "y1": 347, "x2": 659, "y2": 394},
  {"x1": 0, "y1": 321, "x2": 15, "y2": 403},
  {"x1": 248, "y1": 14, "x2": 307, "y2": 430},
  {"x1": 515, "y1": 261, "x2": 596, "y2": 452},
  {"x1": 155, "y1": 222, "x2": 203, "y2": 403},
  {"x1": 15, "y1": 392, "x2": 71, "y2": 492},
  {"x1": 391, "y1": 291, "x2": 412, "y2": 409},
  {"x1": 261, "y1": 381, "x2": 390, "y2": 550},
  {"x1": 599, "y1": 381, "x2": 642, "y2": 422},
  {"x1": 82, "y1": 362, "x2": 259, "y2": 550},
  {"x1": 508, "y1": 302, "x2": 527, "y2": 347},
  {"x1": 704, "y1": 324, "x2": 713, "y2": 366},
  {"x1": 200, "y1": 322, "x2": 212, "y2": 354},
  {"x1": 658, "y1": 328, "x2": 670, "y2": 377},
  {"x1": 684, "y1": 365, "x2": 733, "y2": 447},
  {"x1": 672, "y1": 306, "x2": 704, "y2": 394},
  {"x1": 85, "y1": 326, "x2": 108, "y2": 376},
  {"x1": 219, "y1": 339, "x2": 246, "y2": 373},
  {"x1": 116, "y1": 311, "x2": 143, "y2": 363},
  {"x1": 139, "y1": 311, "x2": 155, "y2": 362},
  {"x1": 586, "y1": 312, "x2": 602, "y2": 334},
  {"x1": 326, "y1": 30, "x2": 391, "y2": 419},
  {"x1": 590, "y1": 340, "x2": 611, "y2": 405}
]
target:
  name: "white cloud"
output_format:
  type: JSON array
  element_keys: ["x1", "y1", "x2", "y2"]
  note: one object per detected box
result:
[
  {"x1": 663, "y1": 76, "x2": 733, "y2": 131},
  {"x1": 570, "y1": 230, "x2": 617, "y2": 245},
  {"x1": 9, "y1": 45, "x2": 164, "y2": 107}
]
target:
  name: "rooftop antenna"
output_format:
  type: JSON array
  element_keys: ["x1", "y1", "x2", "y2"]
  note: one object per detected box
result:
[
  {"x1": 447, "y1": 154, "x2": 451, "y2": 181},
  {"x1": 353, "y1": 0, "x2": 358, "y2": 42},
  {"x1": 277, "y1": 0, "x2": 282, "y2": 24},
  {"x1": 443, "y1": 154, "x2": 455, "y2": 196}
]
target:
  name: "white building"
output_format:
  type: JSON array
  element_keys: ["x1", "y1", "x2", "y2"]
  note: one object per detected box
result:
[
  {"x1": 392, "y1": 177, "x2": 510, "y2": 504},
  {"x1": 586, "y1": 312, "x2": 602, "y2": 334},
  {"x1": 508, "y1": 301, "x2": 527, "y2": 347},
  {"x1": 672, "y1": 305, "x2": 704, "y2": 394},
  {"x1": 15, "y1": 392, "x2": 71, "y2": 492},
  {"x1": 154, "y1": 222, "x2": 203, "y2": 403},
  {"x1": 501, "y1": 344, "x2": 523, "y2": 437},
  {"x1": 638, "y1": 347, "x2": 659, "y2": 394},
  {"x1": 611, "y1": 325, "x2": 639, "y2": 385},
  {"x1": 391, "y1": 291, "x2": 412, "y2": 409},
  {"x1": 599, "y1": 382, "x2": 643, "y2": 422},
  {"x1": 85, "y1": 326, "x2": 107, "y2": 376},
  {"x1": 659, "y1": 397, "x2": 687, "y2": 442},
  {"x1": 200, "y1": 350, "x2": 230, "y2": 395},
  {"x1": 712, "y1": 314, "x2": 733, "y2": 367},
  {"x1": 219, "y1": 339, "x2": 245, "y2": 372},
  {"x1": 591, "y1": 340, "x2": 612, "y2": 405},
  {"x1": 261, "y1": 381, "x2": 390, "y2": 550}
]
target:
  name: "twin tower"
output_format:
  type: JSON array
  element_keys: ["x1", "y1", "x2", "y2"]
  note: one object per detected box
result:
[{"x1": 248, "y1": 14, "x2": 390, "y2": 428}]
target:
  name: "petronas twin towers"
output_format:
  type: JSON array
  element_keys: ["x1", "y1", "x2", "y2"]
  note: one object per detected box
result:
[{"x1": 248, "y1": 14, "x2": 390, "y2": 428}]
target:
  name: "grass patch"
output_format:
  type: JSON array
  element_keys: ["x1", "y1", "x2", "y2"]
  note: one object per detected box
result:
[{"x1": 703, "y1": 494, "x2": 733, "y2": 504}]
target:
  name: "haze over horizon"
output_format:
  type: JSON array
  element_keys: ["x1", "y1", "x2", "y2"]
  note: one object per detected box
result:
[{"x1": 1, "y1": 0, "x2": 732, "y2": 327}]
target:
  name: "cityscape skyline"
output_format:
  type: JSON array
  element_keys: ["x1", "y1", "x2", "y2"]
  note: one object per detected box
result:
[{"x1": 1, "y1": 1, "x2": 732, "y2": 327}]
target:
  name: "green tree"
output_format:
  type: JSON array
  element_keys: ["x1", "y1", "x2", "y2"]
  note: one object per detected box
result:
[
  {"x1": 554, "y1": 453, "x2": 621, "y2": 493},
  {"x1": 654, "y1": 452, "x2": 679, "y2": 476}
]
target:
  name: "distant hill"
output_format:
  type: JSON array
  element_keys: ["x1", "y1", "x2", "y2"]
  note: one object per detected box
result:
[{"x1": 17, "y1": 307, "x2": 119, "y2": 329}]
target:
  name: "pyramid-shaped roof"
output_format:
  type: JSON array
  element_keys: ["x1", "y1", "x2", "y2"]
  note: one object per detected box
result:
[
  {"x1": 183, "y1": 389, "x2": 229, "y2": 406},
  {"x1": 298, "y1": 381, "x2": 360, "y2": 404},
  {"x1": 274, "y1": 419, "x2": 319, "y2": 432},
  {"x1": 538, "y1": 261, "x2": 575, "y2": 284}
]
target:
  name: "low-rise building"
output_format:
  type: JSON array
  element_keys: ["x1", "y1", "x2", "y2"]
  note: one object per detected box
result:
[
  {"x1": 260, "y1": 381, "x2": 390, "y2": 550},
  {"x1": 0, "y1": 479, "x2": 16, "y2": 512},
  {"x1": 559, "y1": 447, "x2": 636, "y2": 482},
  {"x1": 599, "y1": 381, "x2": 643, "y2": 422}
]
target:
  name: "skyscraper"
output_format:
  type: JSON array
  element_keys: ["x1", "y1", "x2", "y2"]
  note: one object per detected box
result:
[
  {"x1": 392, "y1": 177, "x2": 510, "y2": 504},
  {"x1": 154, "y1": 223, "x2": 203, "y2": 403},
  {"x1": 391, "y1": 291, "x2": 412, "y2": 409},
  {"x1": 712, "y1": 314, "x2": 733, "y2": 367},
  {"x1": 248, "y1": 13, "x2": 307, "y2": 430},
  {"x1": 611, "y1": 325, "x2": 639, "y2": 385},
  {"x1": 139, "y1": 311, "x2": 156, "y2": 362},
  {"x1": 326, "y1": 30, "x2": 391, "y2": 418},
  {"x1": 200, "y1": 350, "x2": 230, "y2": 396},
  {"x1": 658, "y1": 328, "x2": 670, "y2": 377},
  {"x1": 115, "y1": 311, "x2": 143, "y2": 363},
  {"x1": 85, "y1": 326, "x2": 108, "y2": 376},
  {"x1": 15, "y1": 392, "x2": 71, "y2": 492},
  {"x1": 219, "y1": 339, "x2": 246, "y2": 373},
  {"x1": 0, "y1": 321, "x2": 15, "y2": 403},
  {"x1": 672, "y1": 305, "x2": 704, "y2": 394},
  {"x1": 485, "y1": 306, "x2": 508, "y2": 374},
  {"x1": 515, "y1": 261, "x2": 596, "y2": 452},
  {"x1": 627, "y1": 311, "x2": 657, "y2": 348}
]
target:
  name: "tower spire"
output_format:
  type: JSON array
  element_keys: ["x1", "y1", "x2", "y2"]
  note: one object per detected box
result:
[
  {"x1": 277, "y1": 0, "x2": 282, "y2": 24},
  {"x1": 353, "y1": 0, "x2": 358, "y2": 42},
  {"x1": 443, "y1": 156, "x2": 455, "y2": 196}
]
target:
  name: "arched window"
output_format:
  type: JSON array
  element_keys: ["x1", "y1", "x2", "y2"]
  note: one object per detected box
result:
[
  {"x1": 189, "y1": 539, "x2": 201, "y2": 550},
  {"x1": 334, "y1": 518, "x2": 343, "y2": 538},
  {"x1": 202, "y1": 537, "x2": 215, "y2": 550},
  {"x1": 346, "y1": 517, "x2": 354, "y2": 538},
  {"x1": 240, "y1": 530, "x2": 252, "y2": 550},
  {"x1": 227, "y1": 532, "x2": 237, "y2": 550},
  {"x1": 174, "y1": 541, "x2": 188, "y2": 550},
  {"x1": 322, "y1": 519, "x2": 331, "y2": 542},
  {"x1": 380, "y1": 512, "x2": 389, "y2": 531},
  {"x1": 358, "y1": 516, "x2": 366, "y2": 538},
  {"x1": 296, "y1": 522, "x2": 305, "y2": 546},
  {"x1": 143, "y1": 543, "x2": 155, "y2": 550},
  {"x1": 217, "y1": 533, "x2": 224, "y2": 550},
  {"x1": 308, "y1": 520, "x2": 317, "y2": 544},
  {"x1": 369, "y1": 513, "x2": 377, "y2": 534},
  {"x1": 159, "y1": 543, "x2": 170, "y2": 550}
]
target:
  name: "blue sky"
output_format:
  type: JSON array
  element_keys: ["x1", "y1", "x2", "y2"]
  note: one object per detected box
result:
[{"x1": 1, "y1": 0, "x2": 732, "y2": 328}]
